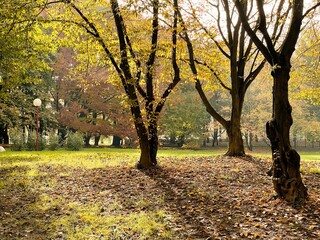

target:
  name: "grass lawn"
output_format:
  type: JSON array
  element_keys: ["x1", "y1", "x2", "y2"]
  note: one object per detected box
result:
[{"x1": 0, "y1": 148, "x2": 319, "y2": 239}]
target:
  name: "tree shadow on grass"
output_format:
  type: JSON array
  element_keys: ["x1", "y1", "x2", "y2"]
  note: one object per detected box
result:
[
  {"x1": 0, "y1": 166, "x2": 62, "y2": 240},
  {"x1": 142, "y1": 166, "x2": 239, "y2": 239}
]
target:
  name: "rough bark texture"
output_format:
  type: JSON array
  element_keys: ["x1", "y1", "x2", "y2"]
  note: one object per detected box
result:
[
  {"x1": 137, "y1": 136, "x2": 153, "y2": 169},
  {"x1": 226, "y1": 91, "x2": 245, "y2": 156},
  {"x1": 266, "y1": 68, "x2": 307, "y2": 205},
  {"x1": 225, "y1": 119, "x2": 245, "y2": 156},
  {"x1": 148, "y1": 120, "x2": 158, "y2": 166}
]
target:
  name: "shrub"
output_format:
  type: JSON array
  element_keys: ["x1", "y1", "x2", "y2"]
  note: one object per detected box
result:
[
  {"x1": 26, "y1": 131, "x2": 46, "y2": 151},
  {"x1": 47, "y1": 131, "x2": 61, "y2": 151},
  {"x1": 9, "y1": 128, "x2": 25, "y2": 151},
  {"x1": 181, "y1": 139, "x2": 201, "y2": 149},
  {"x1": 65, "y1": 131, "x2": 83, "y2": 151}
]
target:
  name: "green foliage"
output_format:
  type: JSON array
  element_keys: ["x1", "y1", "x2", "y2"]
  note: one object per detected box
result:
[
  {"x1": 291, "y1": 25, "x2": 320, "y2": 105},
  {"x1": 160, "y1": 84, "x2": 210, "y2": 146},
  {"x1": 47, "y1": 131, "x2": 61, "y2": 151},
  {"x1": 9, "y1": 128, "x2": 25, "y2": 151},
  {"x1": 26, "y1": 131, "x2": 46, "y2": 151},
  {"x1": 65, "y1": 131, "x2": 84, "y2": 151}
]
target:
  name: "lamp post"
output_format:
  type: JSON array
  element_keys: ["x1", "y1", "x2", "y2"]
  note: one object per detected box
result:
[{"x1": 33, "y1": 98, "x2": 42, "y2": 151}]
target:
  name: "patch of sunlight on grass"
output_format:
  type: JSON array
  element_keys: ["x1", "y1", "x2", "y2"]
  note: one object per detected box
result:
[
  {"x1": 0, "y1": 149, "x2": 140, "y2": 169},
  {"x1": 310, "y1": 167, "x2": 320, "y2": 174},
  {"x1": 25, "y1": 168, "x2": 40, "y2": 178},
  {"x1": 0, "y1": 180, "x2": 6, "y2": 189},
  {"x1": 158, "y1": 149, "x2": 224, "y2": 158},
  {"x1": 299, "y1": 152, "x2": 320, "y2": 162},
  {"x1": 251, "y1": 151, "x2": 320, "y2": 162},
  {"x1": 29, "y1": 193, "x2": 62, "y2": 212},
  {"x1": 128, "y1": 210, "x2": 170, "y2": 237},
  {"x1": 48, "y1": 201, "x2": 174, "y2": 240}
]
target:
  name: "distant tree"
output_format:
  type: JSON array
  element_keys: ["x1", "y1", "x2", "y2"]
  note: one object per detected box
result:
[
  {"x1": 291, "y1": 24, "x2": 320, "y2": 105},
  {"x1": 242, "y1": 68, "x2": 273, "y2": 150},
  {"x1": 235, "y1": 0, "x2": 320, "y2": 205},
  {"x1": 51, "y1": 48, "x2": 136, "y2": 146},
  {"x1": 159, "y1": 84, "x2": 210, "y2": 147}
]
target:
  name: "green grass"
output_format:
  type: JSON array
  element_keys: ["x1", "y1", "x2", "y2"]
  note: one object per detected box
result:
[
  {"x1": 0, "y1": 148, "x2": 140, "y2": 169},
  {"x1": 0, "y1": 148, "x2": 318, "y2": 169}
]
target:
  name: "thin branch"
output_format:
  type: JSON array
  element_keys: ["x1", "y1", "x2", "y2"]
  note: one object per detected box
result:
[
  {"x1": 183, "y1": 6, "x2": 230, "y2": 59},
  {"x1": 155, "y1": 0, "x2": 180, "y2": 115},
  {"x1": 302, "y1": 2, "x2": 320, "y2": 19},
  {"x1": 244, "y1": 59, "x2": 266, "y2": 92},
  {"x1": 177, "y1": 1, "x2": 227, "y2": 128},
  {"x1": 256, "y1": 1, "x2": 278, "y2": 58},
  {"x1": 234, "y1": 0, "x2": 273, "y2": 64},
  {"x1": 145, "y1": 0, "x2": 159, "y2": 105}
]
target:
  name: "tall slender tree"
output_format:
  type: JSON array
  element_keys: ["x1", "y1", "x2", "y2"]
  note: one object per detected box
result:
[
  {"x1": 235, "y1": 0, "x2": 320, "y2": 205},
  {"x1": 178, "y1": 0, "x2": 266, "y2": 156}
]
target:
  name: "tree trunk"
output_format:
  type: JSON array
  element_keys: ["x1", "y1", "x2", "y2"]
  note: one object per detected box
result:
[
  {"x1": 212, "y1": 129, "x2": 218, "y2": 147},
  {"x1": 148, "y1": 120, "x2": 158, "y2": 166},
  {"x1": 94, "y1": 134, "x2": 100, "y2": 146},
  {"x1": 136, "y1": 134, "x2": 153, "y2": 169},
  {"x1": 226, "y1": 120, "x2": 245, "y2": 156},
  {"x1": 266, "y1": 68, "x2": 307, "y2": 205},
  {"x1": 84, "y1": 135, "x2": 91, "y2": 147},
  {"x1": 225, "y1": 96, "x2": 245, "y2": 156},
  {"x1": 245, "y1": 132, "x2": 253, "y2": 151},
  {"x1": 133, "y1": 114, "x2": 154, "y2": 169},
  {"x1": 0, "y1": 125, "x2": 9, "y2": 144},
  {"x1": 112, "y1": 135, "x2": 121, "y2": 147}
]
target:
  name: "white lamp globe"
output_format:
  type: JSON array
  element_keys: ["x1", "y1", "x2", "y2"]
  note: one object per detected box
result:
[{"x1": 33, "y1": 98, "x2": 42, "y2": 107}]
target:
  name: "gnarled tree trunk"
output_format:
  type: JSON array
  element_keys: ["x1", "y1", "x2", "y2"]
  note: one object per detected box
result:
[{"x1": 266, "y1": 67, "x2": 307, "y2": 205}]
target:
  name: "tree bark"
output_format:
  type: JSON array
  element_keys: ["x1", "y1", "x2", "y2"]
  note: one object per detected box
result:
[
  {"x1": 226, "y1": 119, "x2": 245, "y2": 156},
  {"x1": 148, "y1": 119, "x2": 158, "y2": 166},
  {"x1": 225, "y1": 90, "x2": 245, "y2": 155},
  {"x1": 266, "y1": 67, "x2": 307, "y2": 205},
  {"x1": 136, "y1": 129, "x2": 153, "y2": 169}
]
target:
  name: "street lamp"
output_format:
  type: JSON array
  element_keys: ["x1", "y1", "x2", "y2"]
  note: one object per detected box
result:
[{"x1": 33, "y1": 98, "x2": 42, "y2": 151}]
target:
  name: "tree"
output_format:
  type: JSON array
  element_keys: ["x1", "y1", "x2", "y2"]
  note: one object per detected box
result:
[
  {"x1": 235, "y1": 0, "x2": 320, "y2": 205},
  {"x1": 41, "y1": 0, "x2": 183, "y2": 168},
  {"x1": 291, "y1": 23, "x2": 320, "y2": 105},
  {"x1": 290, "y1": 25, "x2": 320, "y2": 147},
  {"x1": 50, "y1": 47, "x2": 136, "y2": 147},
  {"x1": 177, "y1": 0, "x2": 266, "y2": 156},
  {"x1": 0, "y1": 1, "x2": 56, "y2": 92},
  {"x1": 242, "y1": 67, "x2": 273, "y2": 150},
  {"x1": 159, "y1": 84, "x2": 210, "y2": 147},
  {"x1": 0, "y1": 1, "x2": 58, "y2": 144}
]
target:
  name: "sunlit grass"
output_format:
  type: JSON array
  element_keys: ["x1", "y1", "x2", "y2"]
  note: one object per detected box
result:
[
  {"x1": 0, "y1": 149, "x2": 140, "y2": 169},
  {"x1": 0, "y1": 148, "x2": 318, "y2": 170}
]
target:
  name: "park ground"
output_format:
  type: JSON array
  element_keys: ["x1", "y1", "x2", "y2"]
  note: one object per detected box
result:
[{"x1": 0, "y1": 148, "x2": 319, "y2": 239}]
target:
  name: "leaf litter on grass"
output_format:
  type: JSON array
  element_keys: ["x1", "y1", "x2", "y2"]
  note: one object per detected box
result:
[{"x1": 0, "y1": 155, "x2": 319, "y2": 239}]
